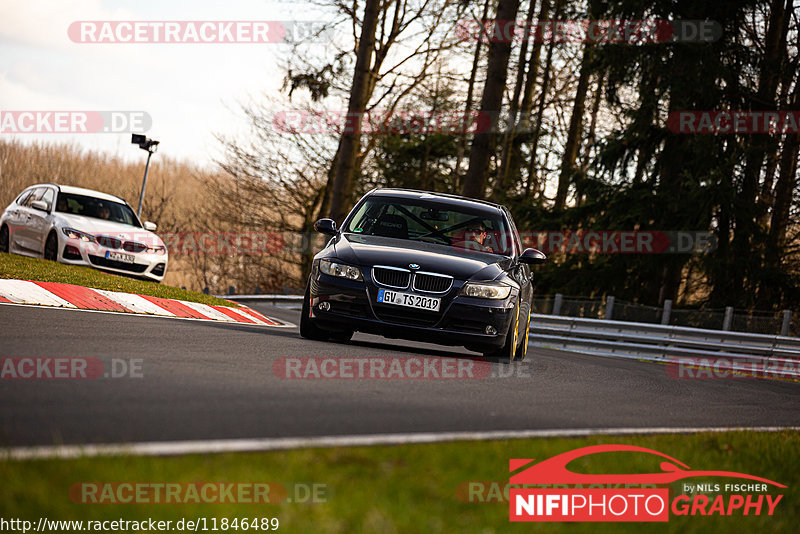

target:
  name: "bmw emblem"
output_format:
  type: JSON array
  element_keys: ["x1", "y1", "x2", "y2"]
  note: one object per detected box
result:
[{"x1": 409, "y1": 263, "x2": 420, "y2": 270}]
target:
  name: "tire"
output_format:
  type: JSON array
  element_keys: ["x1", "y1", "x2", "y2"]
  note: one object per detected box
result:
[
  {"x1": 329, "y1": 330, "x2": 354, "y2": 343},
  {"x1": 299, "y1": 282, "x2": 330, "y2": 341},
  {"x1": 516, "y1": 310, "x2": 532, "y2": 362},
  {"x1": 483, "y1": 300, "x2": 523, "y2": 363},
  {"x1": 44, "y1": 232, "x2": 58, "y2": 261},
  {"x1": 0, "y1": 225, "x2": 8, "y2": 253}
]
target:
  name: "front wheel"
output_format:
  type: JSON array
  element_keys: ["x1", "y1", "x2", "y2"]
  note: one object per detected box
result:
[
  {"x1": 516, "y1": 310, "x2": 531, "y2": 362},
  {"x1": 299, "y1": 282, "x2": 329, "y2": 341},
  {"x1": 0, "y1": 225, "x2": 9, "y2": 253},
  {"x1": 44, "y1": 232, "x2": 58, "y2": 261},
  {"x1": 483, "y1": 301, "x2": 523, "y2": 363}
]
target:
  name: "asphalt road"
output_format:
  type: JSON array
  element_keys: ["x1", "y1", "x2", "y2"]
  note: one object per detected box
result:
[{"x1": 1, "y1": 302, "x2": 798, "y2": 447}]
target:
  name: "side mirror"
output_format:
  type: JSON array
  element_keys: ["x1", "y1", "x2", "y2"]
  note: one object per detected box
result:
[
  {"x1": 519, "y1": 248, "x2": 547, "y2": 265},
  {"x1": 31, "y1": 200, "x2": 49, "y2": 212},
  {"x1": 143, "y1": 221, "x2": 157, "y2": 231},
  {"x1": 314, "y1": 218, "x2": 337, "y2": 236}
]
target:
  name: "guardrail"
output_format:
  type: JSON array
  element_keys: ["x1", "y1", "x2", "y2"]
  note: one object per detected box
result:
[
  {"x1": 222, "y1": 294, "x2": 304, "y2": 306},
  {"x1": 221, "y1": 295, "x2": 799, "y2": 378},
  {"x1": 529, "y1": 314, "x2": 800, "y2": 379}
]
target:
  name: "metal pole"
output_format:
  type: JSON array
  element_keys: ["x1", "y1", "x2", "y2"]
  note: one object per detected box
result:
[
  {"x1": 552, "y1": 293, "x2": 563, "y2": 316},
  {"x1": 723, "y1": 306, "x2": 733, "y2": 331},
  {"x1": 661, "y1": 299, "x2": 672, "y2": 325},
  {"x1": 604, "y1": 296, "x2": 615, "y2": 320},
  {"x1": 136, "y1": 150, "x2": 153, "y2": 218},
  {"x1": 781, "y1": 310, "x2": 792, "y2": 337}
]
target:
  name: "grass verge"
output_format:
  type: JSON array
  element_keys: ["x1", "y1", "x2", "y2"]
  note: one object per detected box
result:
[
  {"x1": 0, "y1": 252, "x2": 235, "y2": 307},
  {"x1": 1, "y1": 431, "x2": 797, "y2": 533}
]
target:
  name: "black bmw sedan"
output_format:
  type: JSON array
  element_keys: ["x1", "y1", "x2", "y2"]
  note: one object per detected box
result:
[{"x1": 300, "y1": 189, "x2": 546, "y2": 361}]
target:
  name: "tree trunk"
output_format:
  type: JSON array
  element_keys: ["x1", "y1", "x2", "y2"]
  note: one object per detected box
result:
[
  {"x1": 506, "y1": 0, "x2": 553, "y2": 197},
  {"x1": 494, "y1": 0, "x2": 539, "y2": 200},
  {"x1": 461, "y1": 0, "x2": 522, "y2": 199},
  {"x1": 452, "y1": 0, "x2": 492, "y2": 191},
  {"x1": 328, "y1": 0, "x2": 381, "y2": 222},
  {"x1": 523, "y1": 20, "x2": 557, "y2": 197},
  {"x1": 554, "y1": 42, "x2": 593, "y2": 209},
  {"x1": 731, "y1": 0, "x2": 790, "y2": 292}
]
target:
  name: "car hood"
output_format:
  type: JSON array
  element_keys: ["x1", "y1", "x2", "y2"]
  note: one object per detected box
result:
[
  {"x1": 55, "y1": 213, "x2": 162, "y2": 245},
  {"x1": 332, "y1": 233, "x2": 512, "y2": 281}
]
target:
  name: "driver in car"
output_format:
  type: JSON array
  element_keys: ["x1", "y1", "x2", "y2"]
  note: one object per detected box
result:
[{"x1": 461, "y1": 222, "x2": 495, "y2": 253}]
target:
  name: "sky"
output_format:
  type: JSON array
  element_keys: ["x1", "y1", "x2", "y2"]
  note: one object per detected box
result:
[{"x1": 0, "y1": 0, "x2": 332, "y2": 168}]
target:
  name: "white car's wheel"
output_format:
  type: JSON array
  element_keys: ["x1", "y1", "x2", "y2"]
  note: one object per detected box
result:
[
  {"x1": 44, "y1": 232, "x2": 58, "y2": 261},
  {"x1": 0, "y1": 225, "x2": 8, "y2": 253}
]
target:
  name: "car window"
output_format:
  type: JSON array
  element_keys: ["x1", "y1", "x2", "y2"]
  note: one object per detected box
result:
[
  {"x1": 504, "y1": 210, "x2": 522, "y2": 256},
  {"x1": 20, "y1": 187, "x2": 45, "y2": 207},
  {"x1": 16, "y1": 189, "x2": 36, "y2": 206},
  {"x1": 54, "y1": 192, "x2": 141, "y2": 227},
  {"x1": 40, "y1": 188, "x2": 55, "y2": 211},
  {"x1": 344, "y1": 197, "x2": 514, "y2": 255}
]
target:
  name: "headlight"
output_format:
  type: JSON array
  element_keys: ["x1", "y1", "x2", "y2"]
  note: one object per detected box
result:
[
  {"x1": 460, "y1": 281, "x2": 512, "y2": 299},
  {"x1": 147, "y1": 245, "x2": 167, "y2": 255},
  {"x1": 319, "y1": 259, "x2": 363, "y2": 281},
  {"x1": 61, "y1": 227, "x2": 93, "y2": 242}
]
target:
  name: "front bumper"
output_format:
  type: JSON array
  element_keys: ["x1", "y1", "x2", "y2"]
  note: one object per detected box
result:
[
  {"x1": 308, "y1": 272, "x2": 517, "y2": 352},
  {"x1": 60, "y1": 237, "x2": 168, "y2": 282}
]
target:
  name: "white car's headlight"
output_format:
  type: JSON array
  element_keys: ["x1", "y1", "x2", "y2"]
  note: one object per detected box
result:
[
  {"x1": 147, "y1": 245, "x2": 167, "y2": 255},
  {"x1": 319, "y1": 259, "x2": 363, "y2": 281},
  {"x1": 61, "y1": 227, "x2": 93, "y2": 242},
  {"x1": 460, "y1": 281, "x2": 512, "y2": 299}
]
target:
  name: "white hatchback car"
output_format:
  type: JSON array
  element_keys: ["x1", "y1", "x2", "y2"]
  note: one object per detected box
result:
[{"x1": 0, "y1": 183, "x2": 168, "y2": 282}]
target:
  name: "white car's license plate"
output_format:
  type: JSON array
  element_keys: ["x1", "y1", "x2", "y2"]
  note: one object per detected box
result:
[
  {"x1": 377, "y1": 288, "x2": 440, "y2": 312},
  {"x1": 106, "y1": 251, "x2": 135, "y2": 263}
]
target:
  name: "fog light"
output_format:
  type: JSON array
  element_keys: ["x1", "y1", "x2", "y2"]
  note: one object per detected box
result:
[
  {"x1": 485, "y1": 325, "x2": 497, "y2": 335},
  {"x1": 318, "y1": 301, "x2": 330, "y2": 311}
]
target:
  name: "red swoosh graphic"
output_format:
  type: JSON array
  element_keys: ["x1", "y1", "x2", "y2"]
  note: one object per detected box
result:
[{"x1": 510, "y1": 444, "x2": 786, "y2": 487}]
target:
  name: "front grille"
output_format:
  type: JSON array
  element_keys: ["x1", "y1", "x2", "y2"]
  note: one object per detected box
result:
[
  {"x1": 122, "y1": 241, "x2": 147, "y2": 253},
  {"x1": 374, "y1": 309, "x2": 440, "y2": 327},
  {"x1": 89, "y1": 255, "x2": 148, "y2": 273},
  {"x1": 442, "y1": 318, "x2": 487, "y2": 334},
  {"x1": 96, "y1": 236, "x2": 121, "y2": 249},
  {"x1": 328, "y1": 300, "x2": 368, "y2": 318},
  {"x1": 413, "y1": 272, "x2": 453, "y2": 293},
  {"x1": 372, "y1": 266, "x2": 410, "y2": 288}
]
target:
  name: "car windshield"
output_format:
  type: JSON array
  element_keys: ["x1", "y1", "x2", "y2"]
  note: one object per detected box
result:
[
  {"x1": 344, "y1": 196, "x2": 515, "y2": 255},
  {"x1": 55, "y1": 192, "x2": 141, "y2": 227}
]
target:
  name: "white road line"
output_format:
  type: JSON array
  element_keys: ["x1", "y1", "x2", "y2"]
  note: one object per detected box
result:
[
  {"x1": 0, "y1": 279, "x2": 76, "y2": 308},
  {"x1": 3, "y1": 426, "x2": 798, "y2": 460},
  {"x1": 93, "y1": 289, "x2": 176, "y2": 316}
]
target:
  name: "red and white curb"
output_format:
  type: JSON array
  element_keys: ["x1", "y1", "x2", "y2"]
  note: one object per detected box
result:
[{"x1": 0, "y1": 279, "x2": 291, "y2": 327}]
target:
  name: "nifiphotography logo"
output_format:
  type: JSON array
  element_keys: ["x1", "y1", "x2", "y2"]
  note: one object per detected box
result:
[{"x1": 509, "y1": 444, "x2": 785, "y2": 522}]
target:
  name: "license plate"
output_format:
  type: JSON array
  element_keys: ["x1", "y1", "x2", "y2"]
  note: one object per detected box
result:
[
  {"x1": 106, "y1": 251, "x2": 135, "y2": 263},
  {"x1": 377, "y1": 288, "x2": 440, "y2": 312}
]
